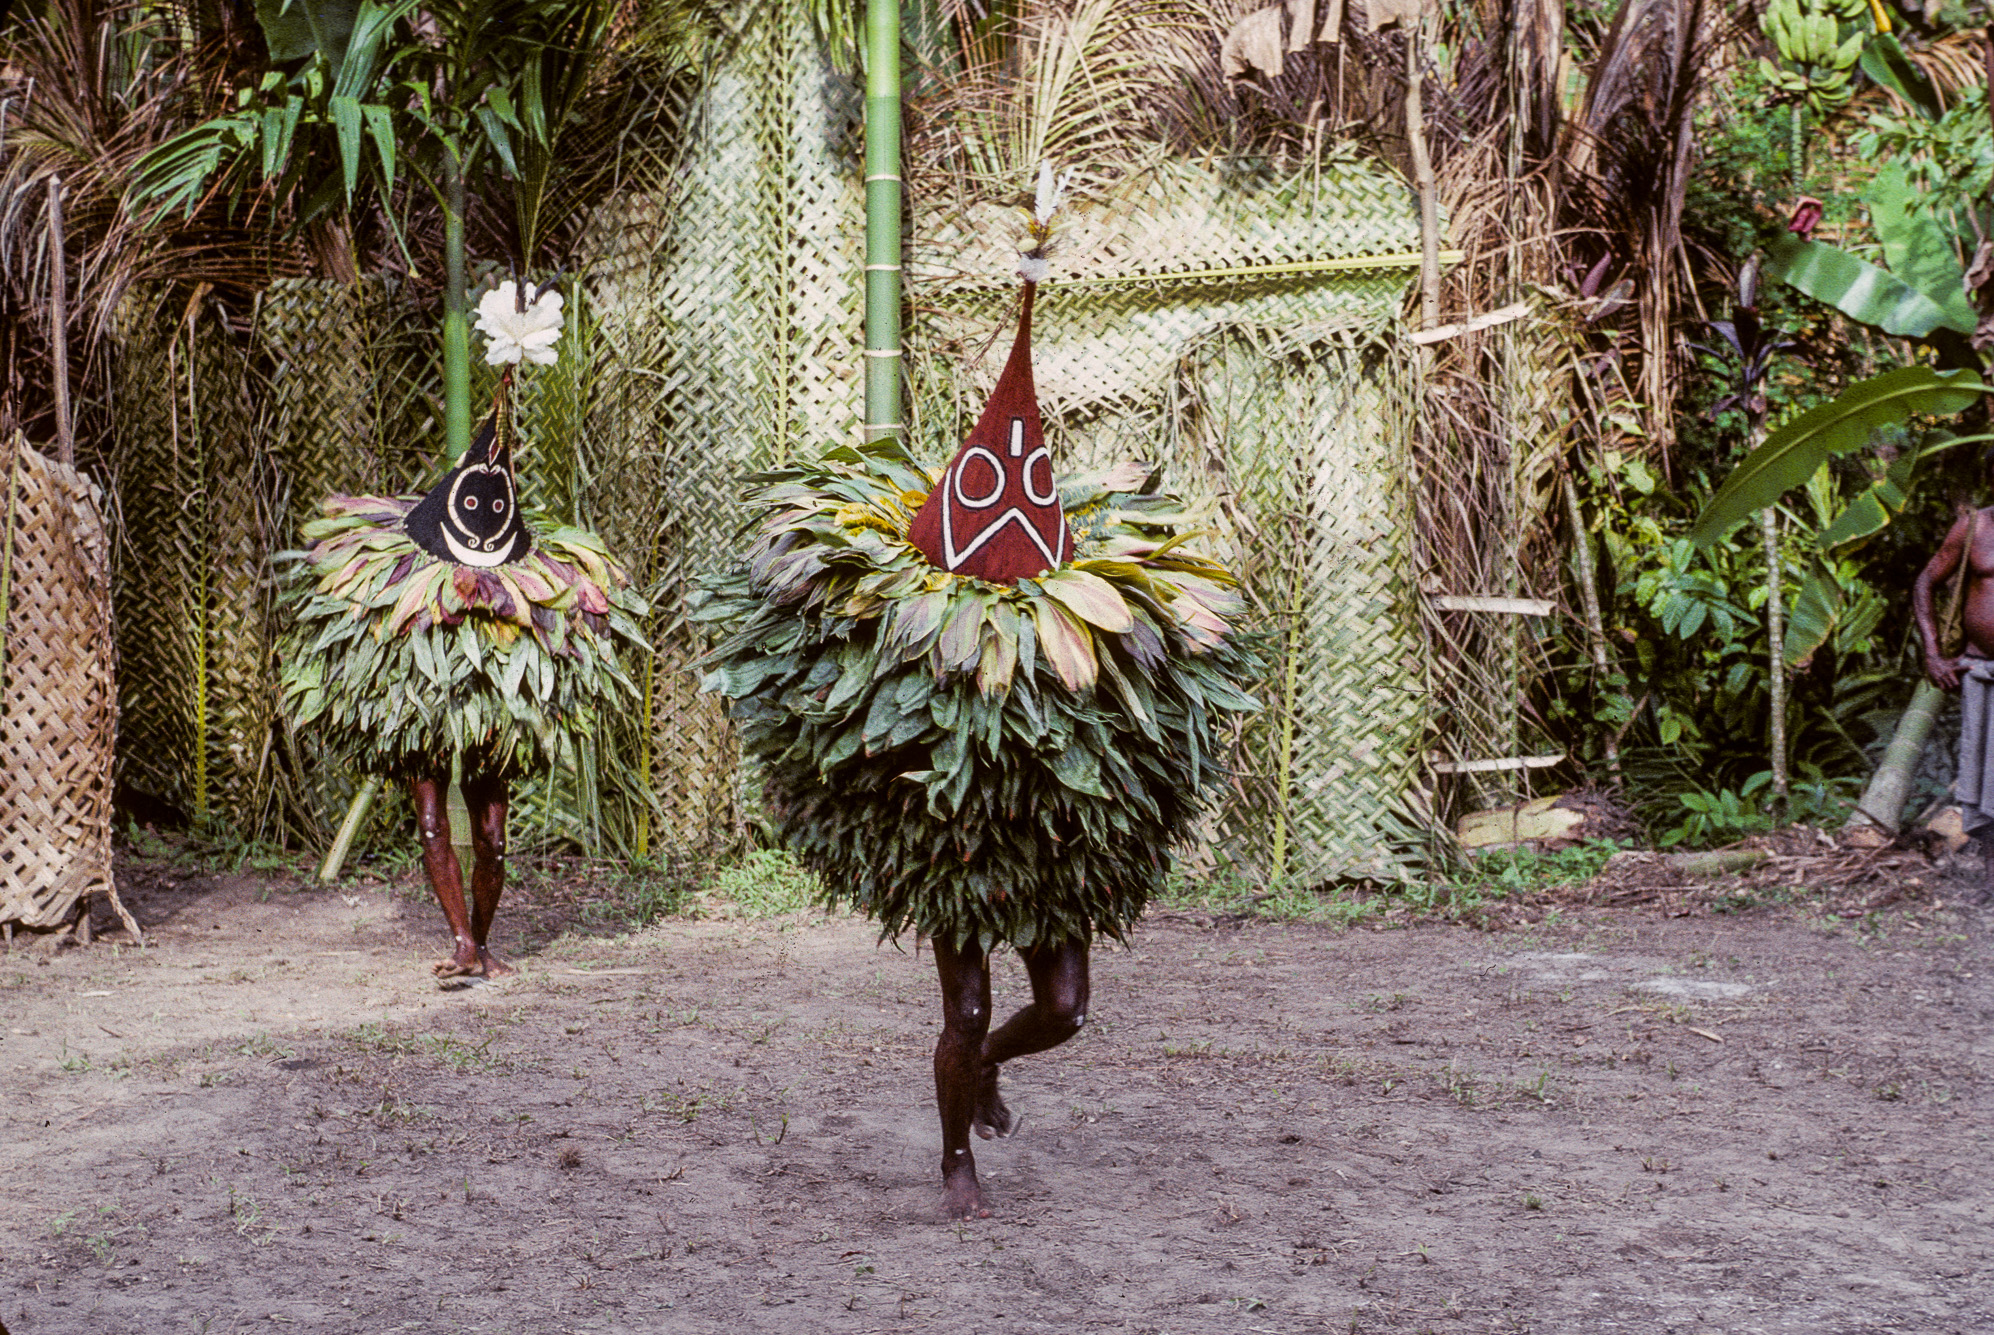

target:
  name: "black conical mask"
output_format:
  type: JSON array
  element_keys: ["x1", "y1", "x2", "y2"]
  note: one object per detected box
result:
[{"x1": 404, "y1": 389, "x2": 531, "y2": 567}]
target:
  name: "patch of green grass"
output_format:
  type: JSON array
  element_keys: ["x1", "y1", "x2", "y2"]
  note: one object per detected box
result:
[
  {"x1": 120, "y1": 817, "x2": 300, "y2": 876},
  {"x1": 422, "y1": 1033, "x2": 504, "y2": 1074},
  {"x1": 342, "y1": 1021, "x2": 421, "y2": 1057},
  {"x1": 1712, "y1": 883, "x2": 1796, "y2": 914},
  {"x1": 617, "y1": 858, "x2": 697, "y2": 926},
  {"x1": 1158, "y1": 865, "x2": 1260, "y2": 910},
  {"x1": 702, "y1": 849, "x2": 820, "y2": 919},
  {"x1": 1159, "y1": 868, "x2": 1381, "y2": 926},
  {"x1": 1441, "y1": 840, "x2": 1622, "y2": 905},
  {"x1": 578, "y1": 855, "x2": 699, "y2": 930}
]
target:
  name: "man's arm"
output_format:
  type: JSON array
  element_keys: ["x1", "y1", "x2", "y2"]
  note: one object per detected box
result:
[{"x1": 1916, "y1": 511, "x2": 1972, "y2": 691}]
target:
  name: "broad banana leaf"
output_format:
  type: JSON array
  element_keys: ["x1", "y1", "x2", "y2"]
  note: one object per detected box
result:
[
  {"x1": 1859, "y1": 32, "x2": 1942, "y2": 122},
  {"x1": 1690, "y1": 367, "x2": 1984, "y2": 550},
  {"x1": 1784, "y1": 556, "x2": 1842, "y2": 668},
  {"x1": 1815, "y1": 448, "x2": 1920, "y2": 551},
  {"x1": 1765, "y1": 234, "x2": 1975, "y2": 339},
  {"x1": 252, "y1": 0, "x2": 364, "y2": 75},
  {"x1": 1868, "y1": 164, "x2": 1977, "y2": 336}
]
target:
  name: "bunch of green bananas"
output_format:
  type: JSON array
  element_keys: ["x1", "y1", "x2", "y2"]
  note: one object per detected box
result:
[{"x1": 1759, "y1": 0, "x2": 1869, "y2": 114}]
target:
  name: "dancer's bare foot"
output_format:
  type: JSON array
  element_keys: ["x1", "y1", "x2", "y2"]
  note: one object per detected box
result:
[
  {"x1": 432, "y1": 942, "x2": 481, "y2": 977},
  {"x1": 941, "y1": 1163, "x2": 989, "y2": 1220},
  {"x1": 972, "y1": 1063, "x2": 1015, "y2": 1139},
  {"x1": 477, "y1": 946, "x2": 516, "y2": 978}
]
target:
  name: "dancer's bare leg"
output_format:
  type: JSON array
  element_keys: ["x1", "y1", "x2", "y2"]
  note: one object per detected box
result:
[
  {"x1": 413, "y1": 776, "x2": 479, "y2": 977},
  {"x1": 463, "y1": 774, "x2": 515, "y2": 977},
  {"x1": 974, "y1": 940, "x2": 1090, "y2": 1138},
  {"x1": 932, "y1": 937, "x2": 993, "y2": 1219}
]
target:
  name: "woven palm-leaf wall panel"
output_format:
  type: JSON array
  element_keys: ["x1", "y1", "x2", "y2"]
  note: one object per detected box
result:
[
  {"x1": 570, "y1": 8, "x2": 864, "y2": 856},
  {"x1": 905, "y1": 157, "x2": 1426, "y2": 882},
  {"x1": 110, "y1": 307, "x2": 285, "y2": 837},
  {"x1": 254, "y1": 277, "x2": 439, "y2": 845}
]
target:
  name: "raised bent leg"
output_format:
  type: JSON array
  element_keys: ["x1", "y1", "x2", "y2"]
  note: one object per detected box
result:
[
  {"x1": 413, "y1": 776, "x2": 479, "y2": 977},
  {"x1": 463, "y1": 774, "x2": 515, "y2": 976},
  {"x1": 974, "y1": 939, "x2": 1090, "y2": 1139},
  {"x1": 932, "y1": 937, "x2": 993, "y2": 1219}
]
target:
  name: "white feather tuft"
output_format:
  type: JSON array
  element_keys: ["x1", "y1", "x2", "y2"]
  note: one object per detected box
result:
[
  {"x1": 1033, "y1": 160, "x2": 1074, "y2": 226},
  {"x1": 1016, "y1": 255, "x2": 1051, "y2": 284}
]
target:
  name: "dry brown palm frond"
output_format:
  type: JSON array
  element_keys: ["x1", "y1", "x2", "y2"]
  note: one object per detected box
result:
[
  {"x1": 0, "y1": 0, "x2": 302, "y2": 449},
  {"x1": 909, "y1": 0, "x2": 1216, "y2": 203},
  {"x1": 1902, "y1": 25, "x2": 1990, "y2": 101},
  {"x1": 1554, "y1": 0, "x2": 1746, "y2": 468}
]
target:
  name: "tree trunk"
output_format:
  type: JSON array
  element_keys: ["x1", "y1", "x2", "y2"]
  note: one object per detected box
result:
[
  {"x1": 47, "y1": 176, "x2": 72, "y2": 466},
  {"x1": 442, "y1": 142, "x2": 471, "y2": 463},
  {"x1": 1562, "y1": 471, "x2": 1619, "y2": 779},
  {"x1": 1761, "y1": 507, "x2": 1788, "y2": 806},
  {"x1": 1404, "y1": 21, "x2": 1441, "y2": 331}
]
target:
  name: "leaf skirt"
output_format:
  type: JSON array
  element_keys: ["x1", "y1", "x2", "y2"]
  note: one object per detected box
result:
[
  {"x1": 696, "y1": 442, "x2": 1264, "y2": 951},
  {"x1": 277, "y1": 495, "x2": 648, "y2": 783}
]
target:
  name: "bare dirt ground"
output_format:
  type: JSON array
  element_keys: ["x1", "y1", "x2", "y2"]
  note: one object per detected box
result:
[{"x1": 2, "y1": 850, "x2": 1990, "y2": 1335}]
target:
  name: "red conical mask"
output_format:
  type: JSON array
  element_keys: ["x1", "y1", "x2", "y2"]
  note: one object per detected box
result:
[{"x1": 907, "y1": 283, "x2": 1072, "y2": 583}]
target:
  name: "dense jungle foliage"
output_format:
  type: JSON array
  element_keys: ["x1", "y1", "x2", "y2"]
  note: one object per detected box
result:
[{"x1": 1535, "y1": 1, "x2": 1993, "y2": 845}]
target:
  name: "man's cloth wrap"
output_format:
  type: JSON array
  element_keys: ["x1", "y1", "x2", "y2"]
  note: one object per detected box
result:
[
  {"x1": 278, "y1": 494, "x2": 647, "y2": 783},
  {"x1": 695, "y1": 444, "x2": 1263, "y2": 952},
  {"x1": 1957, "y1": 655, "x2": 1994, "y2": 840}
]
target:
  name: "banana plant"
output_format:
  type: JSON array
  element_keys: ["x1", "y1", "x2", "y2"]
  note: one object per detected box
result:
[
  {"x1": 129, "y1": 0, "x2": 617, "y2": 463},
  {"x1": 1691, "y1": 367, "x2": 1988, "y2": 552},
  {"x1": 1765, "y1": 168, "x2": 1979, "y2": 348},
  {"x1": 1690, "y1": 309, "x2": 1986, "y2": 803},
  {"x1": 1758, "y1": 0, "x2": 1867, "y2": 119}
]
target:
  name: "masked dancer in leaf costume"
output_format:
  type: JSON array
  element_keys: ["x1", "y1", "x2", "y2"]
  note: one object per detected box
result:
[
  {"x1": 280, "y1": 282, "x2": 647, "y2": 979},
  {"x1": 698, "y1": 169, "x2": 1261, "y2": 1218}
]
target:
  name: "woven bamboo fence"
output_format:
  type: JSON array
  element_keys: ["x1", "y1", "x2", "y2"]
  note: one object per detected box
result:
[
  {"x1": 907, "y1": 161, "x2": 1428, "y2": 881},
  {"x1": 0, "y1": 433, "x2": 135, "y2": 936},
  {"x1": 109, "y1": 303, "x2": 290, "y2": 842},
  {"x1": 100, "y1": 0, "x2": 1466, "y2": 882}
]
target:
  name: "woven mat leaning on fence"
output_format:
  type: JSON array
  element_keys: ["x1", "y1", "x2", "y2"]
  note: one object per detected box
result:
[
  {"x1": 0, "y1": 433, "x2": 137, "y2": 944},
  {"x1": 277, "y1": 282, "x2": 647, "y2": 980},
  {"x1": 695, "y1": 165, "x2": 1263, "y2": 1220}
]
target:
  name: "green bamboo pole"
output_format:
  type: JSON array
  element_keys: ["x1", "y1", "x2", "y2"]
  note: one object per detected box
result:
[
  {"x1": 448, "y1": 750, "x2": 474, "y2": 885},
  {"x1": 324, "y1": 139, "x2": 475, "y2": 876},
  {"x1": 1848, "y1": 680, "x2": 1944, "y2": 835},
  {"x1": 442, "y1": 141, "x2": 472, "y2": 463},
  {"x1": 318, "y1": 775, "x2": 381, "y2": 881},
  {"x1": 862, "y1": 0, "x2": 902, "y2": 443}
]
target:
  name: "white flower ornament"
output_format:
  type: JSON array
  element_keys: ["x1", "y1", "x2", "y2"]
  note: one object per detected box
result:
[{"x1": 475, "y1": 281, "x2": 564, "y2": 366}]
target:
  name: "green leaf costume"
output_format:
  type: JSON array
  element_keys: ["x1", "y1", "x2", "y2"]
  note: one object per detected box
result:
[
  {"x1": 695, "y1": 440, "x2": 1263, "y2": 951},
  {"x1": 277, "y1": 481, "x2": 647, "y2": 784}
]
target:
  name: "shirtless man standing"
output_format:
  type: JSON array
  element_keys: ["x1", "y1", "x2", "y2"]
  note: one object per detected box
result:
[{"x1": 1914, "y1": 499, "x2": 1994, "y2": 902}]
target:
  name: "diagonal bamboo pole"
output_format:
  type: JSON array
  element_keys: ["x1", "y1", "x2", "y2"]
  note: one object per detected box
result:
[
  {"x1": 1404, "y1": 17, "x2": 1440, "y2": 332},
  {"x1": 48, "y1": 176, "x2": 72, "y2": 467},
  {"x1": 862, "y1": 0, "x2": 902, "y2": 443}
]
